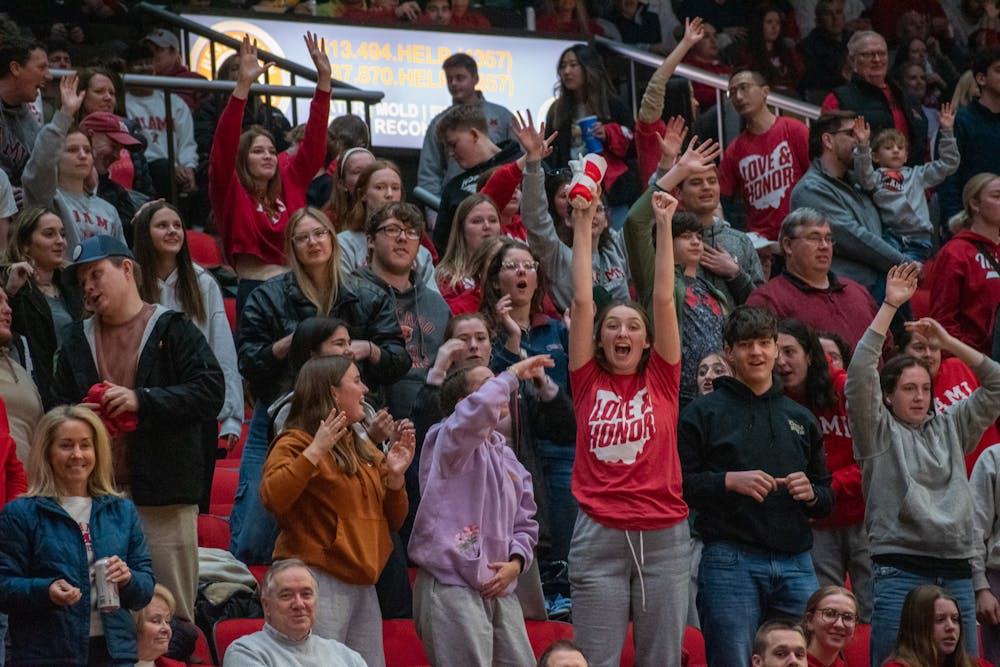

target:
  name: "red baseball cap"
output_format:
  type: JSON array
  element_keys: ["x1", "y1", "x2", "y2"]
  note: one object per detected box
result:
[{"x1": 79, "y1": 112, "x2": 140, "y2": 147}]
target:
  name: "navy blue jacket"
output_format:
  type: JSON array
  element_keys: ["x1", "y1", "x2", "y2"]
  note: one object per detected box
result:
[
  {"x1": 939, "y1": 99, "x2": 1000, "y2": 220},
  {"x1": 0, "y1": 494, "x2": 155, "y2": 665}
]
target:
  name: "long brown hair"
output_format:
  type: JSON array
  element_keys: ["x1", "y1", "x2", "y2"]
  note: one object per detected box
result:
[
  {"x1": 237, "y1": 125, "x2": 284, "y2": 219},
  {"x1": 132, "y1": 201, "x2": 206, "y2": 323},
  {"x1": 327, "y1": 147, "x2": 374, "y2": 231},
  {"x1": 285, "y1": 207, "x2": 341, "y2": 316},
  {"x1": 4, "y1": 206, "x2": 64, "y2": 266},
  {"x1": 342, "y1": 159, "x2": 403, "y2": 233},
  {"x1": 436, "y1": 193, "x2": 500, "y2": 291},
  {"x1": 284, "y1": 356, "x2": 379, "y2": 475},
  {"x1": 888, "y1": 585, "x2": 976, "y2": 667}
]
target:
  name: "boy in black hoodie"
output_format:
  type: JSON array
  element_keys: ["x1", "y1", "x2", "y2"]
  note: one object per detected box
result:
[{"x1": 678, "y1": 306, "x2": 833, "y2": 667}]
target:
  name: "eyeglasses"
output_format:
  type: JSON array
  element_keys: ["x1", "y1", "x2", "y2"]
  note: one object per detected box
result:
[
  {"x1": 376, "y1": 225, "x2": 421, "y2": 240},
  {"x1": 500, "y1": 260, "x2": 539, "y2": 272},
  {"x1": 792, "y1": 233, "x2": 835, "y2": 246},
  {"x1": 855, "y1": 49, "x2": 888, "y2": 61},
  {"x1": 815, "y1": 608, "x2": 858, "y2": 626},
  {"x1": 291, "y1": 228, "x2": 331, "y2": 245}
]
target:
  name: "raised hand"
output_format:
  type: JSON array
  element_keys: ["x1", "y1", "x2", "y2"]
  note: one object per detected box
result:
[
  {"x1": 884, "y1": 262, "x2": 920, "y2": 308},
  {"x1": 60, "y1": 73, "x2": 85, "y2": 117},
  {"x1": 512, "y1": 109, "x2": 556, "y2": 162},
  {"x1": 676, "y1": 135, "x2": 722, "y2": 174},
  {"x1": 4, "y1": 261, "x2": 34, "y2": 296},
  {"x1": 432, "y1": 338, "x2": 468, "y2": 375},
  {"x1": 652, "y1": 190, "x2": 679, "y2": 223},
  {"x1": 903, "y1": 317, "x2": 952, "y2": 350},
  {"x1": 509, "y1": 354, "x2": 555, "y2": 381},
  {"x1": 396, "y1": 0, "x2": 421, "y2": 21},
  {"x1": 303, "y1": 31, "x2": 331, "y2": 83},
  {"x1": 312, "y1": 406, "x2": 349, "y2": 454},
  {"x1": 366, "y1": 408, "x2": 393, "y2": 443},
  {"x1": 237, "y1": 35, "x2": 273, "y2": 86},
  {"x1": 385, "y1": 427, "x2": 415, "y2": 479},
  {"x1": 852, "y1": 116, "x2": 870, "y2": 144},
  {"x1": 496, "y1": 294, "x2": 522, "y2": 340},
  {"x1": 681, "y1": 17, "x2": 705, "y2": 47},
  {"x1": 939, "y1": 102, "x2": 955, "y2": 130},
  {"x1": 657, "y1": 115, "x2": 688, "y2": 168}
]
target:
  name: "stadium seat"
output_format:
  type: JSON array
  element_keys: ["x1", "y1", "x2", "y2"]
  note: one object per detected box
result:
[
  {"x1": 248, "y1": 565, "x2": 269, "y2": 590},
  {"x1": 525, "y1": 620, "x2": 574, "y2": 657},
  {"x1": 209, "y1": 467, "x2": 239, "y2": 518},
  {"x1": 191, "y1": 624, "x2": 215, "y2": 667},
  {"x1": 213, "y1": 618, "x2": 264, "y2": 664},
  {"x1": 187, "y1": 230, "x2": 223, "y2": 268},
  {"x1": 196, "y1": 514, "x2": 231, "y2": 550},
  {"x1": 683, "y1": 625, "x2": 707, "y2": 666},
  {"x1": 382, "y1": 619, "x2": 430, "y2": 666}
]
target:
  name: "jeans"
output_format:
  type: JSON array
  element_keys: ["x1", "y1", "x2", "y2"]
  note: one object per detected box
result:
[
  {"x1": 697, "y1": 541, "x2": 818, "y2": 667},
  {"x1": 883, "y1": 230, "x2": 934, "y2": 263},
  {"x1": 538, "y1": 440, "x2": 578, "y2": 561},
  {"x1": 229, "y1": 400, "x2": 279, "y2": 565},
  {"x1": 870, "y1": 564, "x2": 977, "y2": 666},
  {"x1": 982, "y1": 568, "x2": 1000, "y2": 664},
  {"x1": 0, "y1": 612, "x2": 6, "y2": 666}
]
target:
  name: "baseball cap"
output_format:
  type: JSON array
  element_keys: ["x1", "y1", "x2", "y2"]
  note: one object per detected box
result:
[
  {"x1": 142, "y1": 28, "x2": 180, "y2": 50},
  {"x1": 746, "y1": 232, "x2": 780, "y2": 253},
  {"x1": 78, "y1": 112, "x2": 140, "y2": 147},
  {"x1": 71, "y1": 235, "x2": 135, "y2": 268}
]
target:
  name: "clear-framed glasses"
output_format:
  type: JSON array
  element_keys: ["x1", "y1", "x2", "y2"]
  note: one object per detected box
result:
[
  {"x1": 500, "y1": 260, "x2": 539, "y2": 272},
  {"x1": 816, "y1": 608, "x2": 858, "y2": 625},
  {"x1": 291, "y1": 228, "x2": 331, "y2": 245},
  {"x1": 855, "y1": 49, "x2": 888, "y2": 61},
  {"x1": 376, "y1": 225, "x2": 421, "y2": 241},
  {"x1": 793, "y1": 233, "x2": 835, "y2": 246}
]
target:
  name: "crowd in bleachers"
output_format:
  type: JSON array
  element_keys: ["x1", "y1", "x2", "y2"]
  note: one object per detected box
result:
[{"x1": 5, "y1": 1, "x2": 1000, "y2": 666}]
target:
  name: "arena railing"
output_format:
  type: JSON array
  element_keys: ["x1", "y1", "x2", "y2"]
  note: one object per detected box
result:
[{"x1": 594, "y1": 36, "x2": 822, "y2": 145}]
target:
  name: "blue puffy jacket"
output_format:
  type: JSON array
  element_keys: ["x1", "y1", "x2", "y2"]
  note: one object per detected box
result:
[{"x1": 0, "y1": 494, "x2": 155, "y2": 665}]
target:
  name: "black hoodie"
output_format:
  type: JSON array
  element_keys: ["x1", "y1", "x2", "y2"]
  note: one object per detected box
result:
[{"x1": 678, "y1": 375, "x2": 833, "y2": 554}]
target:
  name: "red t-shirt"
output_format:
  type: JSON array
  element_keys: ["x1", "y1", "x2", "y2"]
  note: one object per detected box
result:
[
  {"x1": 570, "y1": 350, "x2": 688, "y2": 530},
  {"x1": 719, "y1": 116, "x2": 810, "y2": 241},
  {"x1": 807, "y1": 653, "x2": 845, "y2": 667},
  {"x1": 935, "y1": 357, "x2": 1000, "y2": 475}
]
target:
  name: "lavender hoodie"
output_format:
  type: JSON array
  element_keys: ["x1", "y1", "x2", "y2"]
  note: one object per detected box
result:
[{"x1": 408, "y1": 371, "x2": 538, "y2": 594}]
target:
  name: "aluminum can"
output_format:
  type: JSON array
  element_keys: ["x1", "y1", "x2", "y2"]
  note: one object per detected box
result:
[{"x1": 94, "y1": 558, "x2": 120, "y2": 613}]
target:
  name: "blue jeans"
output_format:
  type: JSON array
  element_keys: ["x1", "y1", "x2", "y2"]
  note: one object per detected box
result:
[
  {"x1": 697, "y1": 541, "x2": 818, "y2": 667},
  {"x1": 870, "y1": 564, "x2": 977, "y2": 666},
  {"x1": 229, "y1": 400, "x2": 279, "y2": 565},
  {"x1": 538, "y1": 440, "x2": 577, "y2": 561},
  {"x1": 883, "y1": 230, "x2": 933, "y2": 263},
  {"x1": 0, "y1": 611, "x2": 6, "y2": 665}
]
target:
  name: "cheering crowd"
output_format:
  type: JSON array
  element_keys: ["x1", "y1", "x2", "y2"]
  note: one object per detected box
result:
[{"x1": 4, "y1": 1, "x2": 1000, "y2": 665}]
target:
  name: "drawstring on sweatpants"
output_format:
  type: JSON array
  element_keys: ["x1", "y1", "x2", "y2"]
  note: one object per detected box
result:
[{"x1": 625, "y1": 530, "x2": 647, "y2": 611}]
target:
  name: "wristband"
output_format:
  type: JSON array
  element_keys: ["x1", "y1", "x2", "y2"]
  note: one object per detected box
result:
[{"x1": 883, "y1": 301, "x2": 901, "y2": 309}]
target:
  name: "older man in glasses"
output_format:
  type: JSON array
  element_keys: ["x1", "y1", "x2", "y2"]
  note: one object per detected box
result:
[{"x1": 820, "y1": 30, "x2": 929, "y2": 167}]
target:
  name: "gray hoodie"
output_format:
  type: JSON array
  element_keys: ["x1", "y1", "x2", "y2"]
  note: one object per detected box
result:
[
  {"x1": 847, "y1": 328, "x2": 1000, "y2": 560},
  {"x1": 521, "y1": 160, "x2": 630, "y2": 313},
  {"x1": 0, "y1": 100, "x2": 40, "y2": 185},
  {"x1": 22, "y1": 110, "x2": 124, "y2": 255},
  {"x1": 971, "y1": 444, "x2": 1000, "y2": 590}
]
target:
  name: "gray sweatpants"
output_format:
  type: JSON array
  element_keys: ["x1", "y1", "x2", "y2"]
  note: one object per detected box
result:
[
  {"x1": 313, "y1": 570, "x2": 385, "y2": 667},
  {"x1": 811, "y1": 524, "x2": 872, "y2": 622},
  {"x1": 413, "y1": 569, "x2": 534, "y2": 667},
  {"x1": 569, "y1": 513, "x2": 690, "y2": 667}
]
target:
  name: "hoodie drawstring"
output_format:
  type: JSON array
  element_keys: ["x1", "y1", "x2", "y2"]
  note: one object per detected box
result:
[{"x1": 625, "y1": 530, "x2": 647, "y2": 612}]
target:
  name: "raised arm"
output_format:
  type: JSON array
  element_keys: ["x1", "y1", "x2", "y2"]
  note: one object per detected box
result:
[
  {"x1": 652, "y1": 191, "x2": 681, "y2": 364},
  {"x1": 872, "y1": 262, "x2": 921, "y2": 336},
  {"x1": 637, "y1": 18, "x2": 705, "y2": 124},
  {"x1": 569, "y1": 197, "x2": 600, "y2": 371}
]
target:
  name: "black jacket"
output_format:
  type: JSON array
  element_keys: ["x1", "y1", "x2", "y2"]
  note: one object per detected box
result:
[
  {"x1": 2, "y1": 266, "x2": 82, "y2": 409},
  {"x1": 52, "y1": 306, "x2": 225, "y2": 506},
  {"x1": 678, "y1": 375, "x2": 833, "y2": 554},
  {"x1": 237, "y1": 271, "x2": 411, "y2": 405},
  {"x1": 832, "y1": 74, "x2": 929, "y2": 167}
]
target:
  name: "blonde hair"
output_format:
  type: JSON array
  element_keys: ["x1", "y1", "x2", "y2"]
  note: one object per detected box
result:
[
  {"x1": 285, "y1": 206, "x2": 342, "y2": 316},
  {"x1": 26, "y1": 406, "x2": 121, "y2": 498},
  {"x1": 435, "y1": 193, "x2": 499, "y2": 291},
  {"x1": 951, "y1": 69, "x2": 980, "y2": 109},
  {"x1": 948, "y1": 172, "x2": 1000, "y2": 232},
  {"x1": 134, "y1": 583, "x2": 176, "y2": 626}
]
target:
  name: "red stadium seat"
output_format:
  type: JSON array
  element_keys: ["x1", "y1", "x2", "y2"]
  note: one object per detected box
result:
[
  {"x1": 196, "y1": 514, "x2": 231, "y2": 550},
  {"x1": 187, "y1": 230, "x2": 223, "y2": 268},
  {"x1": 224, "y1": 297, "x2": 237, "y2": 334},
  {"x1": 525, "y1": 620, "x2": 575, "y2": 657},
  {"x1": 248, "y1": 565, "x2": 269, "y2": 590},
  {"x1": 213, "y1": 618, "x2": 264, "y2": 664},
  {"x1": 382, "y1": 619, "x2": 430, "y2": 666},
  {"x1": 209, "y1": 467, "x2": 239, "y2": 518},
  {"x1": 191, "y1": 624, "x2": 216, "y2": 667},
  {"x1": 683, "y1": 626, "x2": 707, "y2": 666}
]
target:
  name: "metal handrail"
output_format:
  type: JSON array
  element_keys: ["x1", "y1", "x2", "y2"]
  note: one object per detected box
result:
[{"x1": 594, "y1": 36, "x2": 821, "y2": 142}]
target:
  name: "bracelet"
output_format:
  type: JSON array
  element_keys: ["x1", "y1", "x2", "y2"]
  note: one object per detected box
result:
[
  {"x1": 368, "y1": 341, "x2": 374, "y2": 358},
  {"x1": 883, "y1": 301, "x2": 901, "y2": 309}
]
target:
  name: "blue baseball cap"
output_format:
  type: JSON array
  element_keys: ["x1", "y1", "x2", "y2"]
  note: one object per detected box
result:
[{"x1": 71, "y1": 235, "x2": 135, "y2": 267}]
